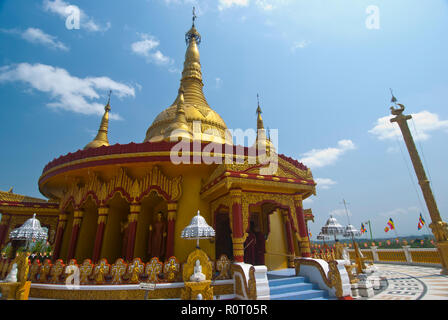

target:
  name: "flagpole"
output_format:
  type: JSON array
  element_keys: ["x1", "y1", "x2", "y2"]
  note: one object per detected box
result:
[{"x1": 366, "y1": 220, "x2": 373, "y2": 241}]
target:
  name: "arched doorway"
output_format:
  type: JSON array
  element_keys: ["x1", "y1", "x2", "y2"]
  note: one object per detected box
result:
[
  {"x1": 214, "y1": 209, "x2": 233, "y2": 260},
  {"x1": 245, "y1": 201, "x2": 289, "y2": 269},
  {"x1": 135, "y1": 190, "x2": 167, "y2": 261}
]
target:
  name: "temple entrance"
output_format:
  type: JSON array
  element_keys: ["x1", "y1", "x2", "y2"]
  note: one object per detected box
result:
[
  {"x1": 244, "y1": 212, "x2": 267, "y2": 266},
  {"x1": 214, "y1": 211, "x2": 233, "y2": 260},
  {"x1": 135, "y1": 191, "x2": 167, "y2": 261}
]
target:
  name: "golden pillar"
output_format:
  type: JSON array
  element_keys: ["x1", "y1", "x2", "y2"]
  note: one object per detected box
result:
[
  {"x1": 0, "y1": 214, "x2": 11, "y2": 248},
  {"x1": 92, "y1": 206, "x2": 109, "y2": 263},
  {"x1": 67, "y1": 209, "x2": 84, "y2": 261},
  {"x1": 391, "y1": 103, "x2": 448, "y2": 274},
  {"x1": 166, "y1": 202, "x2": 177, "y2": 259},
  {"x1": 126, "y1": 204, "x2": 141, "y2": 261},
  {"x1": 282, "y1": 210, "x2": 295, "y2": 267},
  {"x1": 53, "y1": 212, "x2": 68, "y2": 259},
  {"x1": 229, "y1": 189, "x2": 246, "y2": 262},
  {"x1": 294, "y1": 195, "x2": 311, "y2": 257}
]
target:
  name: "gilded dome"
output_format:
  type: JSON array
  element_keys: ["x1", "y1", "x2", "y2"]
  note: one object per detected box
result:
[{"x1": 144, "y1": 25, "x2": 228, "y2": 144}]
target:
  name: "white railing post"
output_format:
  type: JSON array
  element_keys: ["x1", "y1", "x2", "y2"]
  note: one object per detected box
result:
[
  {"x1": 370, "y1": 246, "x2": 379, "y2": 262},
  {"x1": 402, "y1": 246, "x2": 412, "y2": 263}
]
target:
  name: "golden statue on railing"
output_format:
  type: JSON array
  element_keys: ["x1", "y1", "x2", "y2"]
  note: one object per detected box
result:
[{"x1": 0, "y1": 252, "x2": 31, "y2": 300}]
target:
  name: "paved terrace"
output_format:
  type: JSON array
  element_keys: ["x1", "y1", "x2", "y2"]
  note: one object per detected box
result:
[{"x1": 364, "y1": 263, "x2": 448, "y2": 300}]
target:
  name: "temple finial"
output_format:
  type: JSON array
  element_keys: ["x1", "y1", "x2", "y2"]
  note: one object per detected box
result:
[
  {"x1": 192, "y1": 6, "x2": 197, "y2": 27},
  {"x1": 84, "y1": 94, "x2": 112, "y2": 150},
  {"x1": 106, "y1": 90, "x2": 112, "y2": 107},
  {"x1": 256, "y1": 94, "x2": 264, "y2": 130},
  {"x1": 185, "y1": 7, "x2": 201, "y2": 45}
]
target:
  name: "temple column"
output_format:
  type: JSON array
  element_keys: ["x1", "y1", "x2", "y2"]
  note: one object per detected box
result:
[
  {"x1": 294, "y1": 195, "x2": 311, "y2": 257},
  {"x1": 126, "y1": 203, "x2": 141, "y2": 261},
  {"x1": 165, "y1": 202, "x2": 177, "y2": 259},
  {"x1": 53, "y1": 212, "x2": 68, "y2": 259},
  {"x1": 67, "y1": 209, "x2": 84, "y2": 261},
  {"x1": 230, "y1": 189, "x2": 246, "y2": 263},
  {"x1": 0, "y1": 214, "x2": 11, "y2": 248},
  {"x1": 92, "y1": 206, "x2": 109, "y2": 263},
  {"x1": 283, "y1": 210, "x2": 295, "y2": 267}
]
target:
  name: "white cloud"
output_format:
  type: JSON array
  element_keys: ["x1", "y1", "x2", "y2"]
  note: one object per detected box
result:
[
  {"x1": 369, "y1": 110, "x2": 448, "y2": 142},
  {"x1": 291, "y1": 40, "x2": 310, "y2": 51},
  {"x1": 1, "y1": 28, "x2": 69, "y2": 51},
  {"x1": 255, "y1": 0, "x2": 273, "y2": 11},
  {"x1": 131, "y1": 33, "x2": 173, "y2": 66},
  {"x1": 299, "y1": 139, "x2": 356, "y2": 169},
  {"x1": 330, "y1": 208, "x2": 351, "y2": 218},
  {"x1": 43, "y1": 0, "x2": 111, "y2": 32},
  {"x1": 315, "y1": 178, "x2": 337, "y2": 190},
  {"x1": 22, "y1": 28, "x2": 69, "y2": 51},
  {"x1": 303, "y1": 197, "x2": 313, "y2": 205},
  {"x1": 218, "y1": 0, "x2": 249, "y2": 11},
  {"x1": 0, "y1": 63, "x2": 135, "y2": 119},
  {"x1": 215, "y1": 77, "x2": 223, "y2": 88},
  {"x1": 378, "y1": 206, "x2": 419, "y2": 218}
]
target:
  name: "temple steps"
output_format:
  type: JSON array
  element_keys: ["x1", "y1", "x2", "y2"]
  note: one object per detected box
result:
[{"x1": 268, "y1": 273, "x2": 330, "y2": 300}]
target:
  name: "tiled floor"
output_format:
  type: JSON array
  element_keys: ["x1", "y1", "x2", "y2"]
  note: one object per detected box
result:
[{"x1": 367, "y1": 263, "x2": 448, "y2": 300}]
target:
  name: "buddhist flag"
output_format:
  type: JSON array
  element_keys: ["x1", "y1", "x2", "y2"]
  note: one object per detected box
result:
[
  {"x1": 360, "y1": 223, "x2": 367, "y2": 234},
  {"x1": 387, "y1": 218, "x2": 395, "y2": 230},
  {"x1": 384, "y1": 226, "x2": 390, "y2": 233},
  {"x1": 418, "y1": 213, "x2": 426, "y2": 230}
]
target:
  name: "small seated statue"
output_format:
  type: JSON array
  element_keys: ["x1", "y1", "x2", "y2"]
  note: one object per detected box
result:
[
  {"x1": 2, "y1": 263, "x2": 18, "y2": 283},
  {"x1": 189, "y1": 259, "x2": 206, "y2": 282}
]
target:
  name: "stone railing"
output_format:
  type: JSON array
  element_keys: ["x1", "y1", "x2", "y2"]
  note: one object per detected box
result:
[
  {"x1": 347, "y1": 246, "x2": 441, "y2": 266},
  {"x1": 0, "y1": 254, "x2": 233, "y2": 286}
]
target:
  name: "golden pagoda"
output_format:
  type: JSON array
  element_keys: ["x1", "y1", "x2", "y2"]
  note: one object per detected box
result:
[{"x1": 0, "y1": 12, "x2": 317, "y2": 299}]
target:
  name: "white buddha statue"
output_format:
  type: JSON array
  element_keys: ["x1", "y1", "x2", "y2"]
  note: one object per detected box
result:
[
  {"x1": 190, "y1": 259, "x2": 206, "y2": 282},
  {"x1": 3, "y1": 263, "x2": 18, "y2": 283}
]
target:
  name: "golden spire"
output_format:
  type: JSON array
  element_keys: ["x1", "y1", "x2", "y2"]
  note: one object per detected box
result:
[
  {"x1": 256, "y1": 94, "x2": 264, "y2": 130},
  {"x1": 254, "y1": 94, "x2": 274, "y2": 151},
  {"x1": 84, "y1": 91, "x2": 112, "y2": 150},
  {"x1": 164, "y1": 86, "x2": 193, "y2": 141},
  {"x1": 144, "y1": 9, "x2": 228, "y2": 144}
]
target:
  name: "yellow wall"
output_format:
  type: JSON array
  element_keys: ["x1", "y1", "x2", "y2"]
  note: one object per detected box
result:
[
  {"x1": 100, "y1": 194, "x2": 129, "y2": 263},
  {"x1": 59, "y1": 206, "x2": 74, "y2": 261},
  {"x1": 173, "y1": 167, "x2": 215, "y2": 262},
  {"x1": 75, "y1": 199, "x2": 98, "y2": 261},
  {"x1": 265, "y1": 210, "x2": 288, "y2": 270}
]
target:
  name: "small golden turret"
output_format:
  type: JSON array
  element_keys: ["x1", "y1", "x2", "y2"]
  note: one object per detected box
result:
[
  {"x1": 254, "y1": 94, "x2": 274, "y2": 152},
  {"x1": 84, "y1": 92, "x2": 112, "y2": 150},
  {"x1": 164, "y1": 86, "x2": 193, "y2": 141}
]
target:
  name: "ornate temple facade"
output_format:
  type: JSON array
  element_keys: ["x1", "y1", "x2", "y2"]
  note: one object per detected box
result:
[{"x1": 0, "y1": 19, "x2": 316, "y2": 273}]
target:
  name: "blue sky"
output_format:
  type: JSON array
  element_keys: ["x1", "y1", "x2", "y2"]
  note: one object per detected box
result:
[{"x1": 0, "y1": 0, "x2": 447, "y2": 238}]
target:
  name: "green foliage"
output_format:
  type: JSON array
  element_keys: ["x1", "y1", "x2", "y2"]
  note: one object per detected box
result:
[{"x1": 29, "y1": 240, "x2": 50, "y2": 254}]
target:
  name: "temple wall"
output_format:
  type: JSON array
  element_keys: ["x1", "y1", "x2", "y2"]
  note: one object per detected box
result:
[
  {"x1": 100, "y1": 194, "x2": 129, "y2": 263},
  {"x1": 59, "y1": 208, "x2": 74, "y2": 260},
  {"x1": 75, "y1": 200, "x2": 98, "y2": 261},
  {"x1": 265, "y1": 209, "x2": 288, "y2": 270},
  {"x1": 173, "y1": 167, "x2": 215, "y2": 262}
]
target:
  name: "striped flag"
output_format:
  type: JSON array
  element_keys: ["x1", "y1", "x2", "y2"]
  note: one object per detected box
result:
[
  {"x1": 418, "y1": 213, "x2": 426, "y2": 230},
  {"x1": 360, "y1": 223, "x2": 367, "y2": 234},
  {"x1": 384, "y1": 226, "x2": 390, "y2": 233},
  {"x1": 387, "y1": 218, "x2": 395, "y2": 230}
]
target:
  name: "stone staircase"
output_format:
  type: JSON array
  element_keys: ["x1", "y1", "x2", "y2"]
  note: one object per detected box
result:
[{"x1": 268, "y1": 269, "x2": 332, "y2": 300}]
